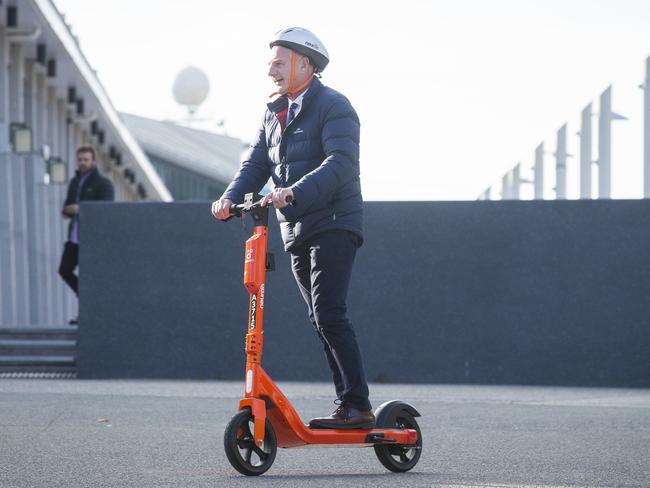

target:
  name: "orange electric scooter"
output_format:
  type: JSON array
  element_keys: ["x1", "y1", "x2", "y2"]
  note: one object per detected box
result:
[{"x1": 222, "y1": 193, "x2": 422, "y2": 476}]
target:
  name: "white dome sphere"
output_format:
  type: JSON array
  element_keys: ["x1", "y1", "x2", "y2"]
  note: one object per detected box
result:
[{"x1": 172, "y1": 66, "x2": 210, "y2": 107}]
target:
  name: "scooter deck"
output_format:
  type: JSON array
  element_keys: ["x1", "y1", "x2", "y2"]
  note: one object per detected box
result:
[
  {"x1": 281, "y1": 426, "x2": 418, "y2": 449},
  {"x1": 266, "y1": 406, "x2": 418, "y2": 448}
]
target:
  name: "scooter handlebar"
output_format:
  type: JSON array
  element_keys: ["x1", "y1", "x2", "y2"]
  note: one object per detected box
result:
[
  {"x1": 228, "y1": 195, "x2": 293, "y2": 217},
  {"x1": 229, "y1": 200, "x2": 266, "y2": 216}
]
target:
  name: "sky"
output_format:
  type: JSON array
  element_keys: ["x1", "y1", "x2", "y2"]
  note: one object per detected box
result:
[{"x1": 54, "y1": 0, "x2": 650, "y2": 201}]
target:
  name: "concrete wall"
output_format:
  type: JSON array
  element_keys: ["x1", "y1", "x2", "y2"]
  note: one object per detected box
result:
[{"x1": 78, "y1": 201, "x2": 650, "y2": 387}]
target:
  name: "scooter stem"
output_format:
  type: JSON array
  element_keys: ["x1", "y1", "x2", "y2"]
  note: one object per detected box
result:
[{"x1": 240, "y1": 203, "x2": 270, "y2": 446}]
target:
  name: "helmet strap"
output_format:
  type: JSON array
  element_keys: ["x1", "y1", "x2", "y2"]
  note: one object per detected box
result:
[{"x1": 269, "y1": 51, "x2": 313, "y2": 99}]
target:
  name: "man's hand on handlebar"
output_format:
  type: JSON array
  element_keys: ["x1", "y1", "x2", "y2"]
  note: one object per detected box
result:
[
  {"x1": 260, "y1": 188, "x2": 294, "y2": 209},
  {"x1": 211, "y1": 198, "x2": 233, "y2": 220}
]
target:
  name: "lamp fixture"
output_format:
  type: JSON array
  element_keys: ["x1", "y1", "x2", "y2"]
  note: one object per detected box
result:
[
  {"x1": 48, "y1": 157, "x2": 68, "y2": 184},
  {"x1": 10, "y1": 123, "x2": 32, "y2": 154}
]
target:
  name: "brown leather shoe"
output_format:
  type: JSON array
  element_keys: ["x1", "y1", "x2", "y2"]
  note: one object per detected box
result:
[{"x1": 309, "y1": 404, "x2": 375, "y2": 430}]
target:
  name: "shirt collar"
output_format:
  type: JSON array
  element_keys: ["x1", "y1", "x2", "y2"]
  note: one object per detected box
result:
[
  {"x1": 288, "y1": 87, "x2": 308, "y2": 111},
  {"x1": 75, "y1": 167, "x2": 98, "y2": 180}
]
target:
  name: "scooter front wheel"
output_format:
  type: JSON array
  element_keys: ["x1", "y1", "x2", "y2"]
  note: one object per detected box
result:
[{"x1": 224, "y1": 409, "x2": 277, "y2": 476}]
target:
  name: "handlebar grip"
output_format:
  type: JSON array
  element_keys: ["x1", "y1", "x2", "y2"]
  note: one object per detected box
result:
[{"x1": 216, "y1": 203, "x2": 241, "y2": 222}]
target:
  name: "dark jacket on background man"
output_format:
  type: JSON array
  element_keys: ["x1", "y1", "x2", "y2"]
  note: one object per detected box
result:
[
  {"x1": 63, "y1": 167, "x2": 114, "y2": 240},
  {"x1": 222, "y1": 76, "x2": 363, "y2": 251}
]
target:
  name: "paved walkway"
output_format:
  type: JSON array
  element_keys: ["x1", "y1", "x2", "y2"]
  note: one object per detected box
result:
[{"x1": 1, "y1": 380, "x2": 649, "y2": 487}]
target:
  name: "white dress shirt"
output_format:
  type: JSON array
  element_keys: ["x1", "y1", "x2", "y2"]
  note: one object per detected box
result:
[{"x1": 287, "y1": 87, "x2": 308, "y2": 124}]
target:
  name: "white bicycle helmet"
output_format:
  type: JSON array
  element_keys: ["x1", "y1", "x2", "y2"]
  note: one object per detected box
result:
[{"x1": 270, "y1": 27, "x2": 329, "y2": 73}]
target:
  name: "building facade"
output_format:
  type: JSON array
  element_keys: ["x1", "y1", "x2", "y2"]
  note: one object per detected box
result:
[{"x1": 0, "y1": 1, "x2": 171, "y2": 327}]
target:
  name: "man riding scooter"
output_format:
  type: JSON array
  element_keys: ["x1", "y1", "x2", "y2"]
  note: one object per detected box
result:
[{"x1": 212, "y1": 26, "x2": 373, "y2": 429}]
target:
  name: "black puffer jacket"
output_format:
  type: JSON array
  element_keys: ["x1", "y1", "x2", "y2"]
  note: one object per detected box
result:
[
  {"x1": 222, "y1": 77, "x2": 363, "y2": 251},
  {"x1": 63, "y1": 167, "x2": 114, "y2": 240}
]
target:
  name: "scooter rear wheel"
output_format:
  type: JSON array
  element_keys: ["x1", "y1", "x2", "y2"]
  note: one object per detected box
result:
[
  {"x1": 374, "y1": 411, "x2": 422, "y2": 472},
  {"x1": 224, "y1": 409, "x2": 277, "y2": 476}
]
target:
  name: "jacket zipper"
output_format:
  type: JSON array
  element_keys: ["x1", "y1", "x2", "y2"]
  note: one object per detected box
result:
[{"x1": 276, "y1": 100, "x2": 303, "y2": 185}]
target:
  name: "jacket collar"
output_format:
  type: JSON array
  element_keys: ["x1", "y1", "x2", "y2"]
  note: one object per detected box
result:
[
  {"x1": 74, "y1": 167, "x2": 99, "y2": 180},
  {"x1": 267, "y1": 76, "x2": 323, "y2": 114}
]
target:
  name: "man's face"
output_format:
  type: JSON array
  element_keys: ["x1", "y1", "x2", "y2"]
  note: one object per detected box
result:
[
  {"x1": 76, "y1": 151, "x2": 96, "y2": 174},
  {"x1": 268, "y1": 45, "x2": 311, "y2": 95}
]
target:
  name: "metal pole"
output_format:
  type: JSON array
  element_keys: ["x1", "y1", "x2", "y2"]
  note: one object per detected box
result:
[
  {"x1": 8, "y1": 42, "x2": 30, "y2": 324},
  {"x1": 36, "y1": 69, "x2": 52, "y2": 325},
  {"x1": 0, "y1": 27, "x2": 17, "y2": 325},
  {"x1": 478, "y1": 187, "x2": 491, "y2": 200},
  {"x1": 598, "y1": 86, "x2": 612, "y2": 198},
  {"x1": 512, "y1": 163, "x2": 521, "y2": 199},
  {"x1": 47, "y1": 86, "x2": 63, "y2": 325},
  {"x1": 24, "y1": 59, "x2": 41, "y2": 324},
  {"x1": 501, "y1": 172, "x2": 512, "y2": 199},
  {"x1": 58, "y1": 98, "x2": 69, "y2": 324},
  {"x1": 555, "y1": 124, "x2": 567, "y2": 199},
  {"x1": 534, "y1": 143, "x2": 544, "y2": 199},
  {"x1": 644, "y1": 57, "x2": 650, "y2": 197},
  {"x1": 580, "y1": 104, "x2": 592, "y2": 198}
]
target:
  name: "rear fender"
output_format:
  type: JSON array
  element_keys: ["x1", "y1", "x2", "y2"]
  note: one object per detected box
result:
[{"x1": 373, "y1": 400, "x2": 421, "y2": 428}]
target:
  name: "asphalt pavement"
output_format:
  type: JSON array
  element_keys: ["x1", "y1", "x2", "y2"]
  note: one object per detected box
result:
[{"x1": 1, "y1": 380, "x2": 649, "y2": 488}]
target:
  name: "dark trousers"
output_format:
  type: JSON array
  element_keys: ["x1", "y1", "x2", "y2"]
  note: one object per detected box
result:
[
  {"x1": 59, "y1": 241, "x2": 79, "y2": 296},
  {"x1": 290, "y1": 230, "x2": 371, "y2": 411}
]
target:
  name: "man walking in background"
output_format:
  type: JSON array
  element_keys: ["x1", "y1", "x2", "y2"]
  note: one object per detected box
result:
[{"x1": 59, "y1": 145, "x2": 114, "y2": 324}]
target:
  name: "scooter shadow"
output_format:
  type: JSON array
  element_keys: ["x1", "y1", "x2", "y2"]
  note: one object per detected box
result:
[{"x1": 240, "y1": 471, "x2": 428, "y2": 482}]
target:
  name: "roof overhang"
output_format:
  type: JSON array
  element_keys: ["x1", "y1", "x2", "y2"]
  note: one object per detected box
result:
[{"x1": 20, "y1": 0, "x2": 173, "y2": 201}]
